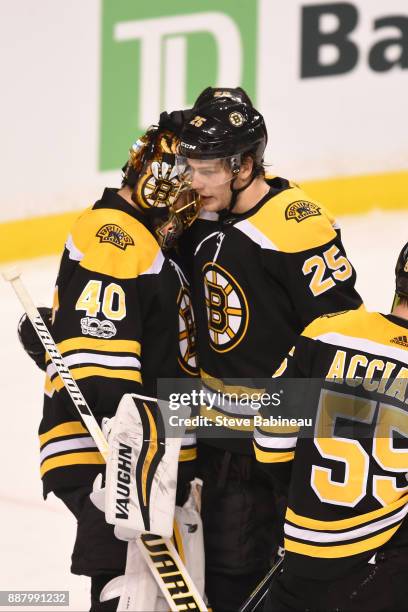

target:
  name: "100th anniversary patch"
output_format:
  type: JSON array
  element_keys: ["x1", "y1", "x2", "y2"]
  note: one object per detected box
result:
[
  {"x1": 96, "y1": 224, "x2": 134, "y2": 250},
  {"x1": 285, "y1": 201, "x2": 321, "y2": 223}
]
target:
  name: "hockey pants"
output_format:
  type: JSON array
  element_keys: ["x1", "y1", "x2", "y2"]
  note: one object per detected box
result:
[{"x1": 198, "y1": 443, "x2": 282, "y2": 611}]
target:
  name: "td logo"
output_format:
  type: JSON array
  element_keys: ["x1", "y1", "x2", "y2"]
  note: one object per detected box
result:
[
  {"x1": 99, "y1": 0, "x2": 258, "y2": 170},
  {"x1": 100, "y1": 1, "x2": 257, "y2": 171}
]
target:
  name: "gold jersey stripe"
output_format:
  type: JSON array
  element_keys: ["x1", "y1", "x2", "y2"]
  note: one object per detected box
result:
[
  {"x1": 285, "y1": 524, "x2": 400, "y2": 558},
  {"x1": 200, "y1": 369, "x2": 265, "y2": 396},
  {"x1": 179, "y1": 447, "x2": 197, "y2": 462},
  {"x1": 51, "y1": 366, "x2": 141, "y2": 391},
  {"x1": 172, "y1": 519, "x2": 186, "y2": 564},
  {"x1": 200, "y1": 406, "x2": 254, "y2": 432},
  {"x1": 286, "y1": 491, "x2": 408, "y2": 531},
  {"x1": 40, "y1": 451, "x2": 104, "y2": 477},
  {"x1": 254, "y1": 444, "x2": 295, "y2": 463},
  {"x1": 46, "y1": 337, "x2": 141, "y2": 363},
  {"x1": 302, "y1": 308, "x2": 401, "y2": 349},
  {"x1": 39, "y1": 421, "x2": 89, "y2": 447},
  {"x1": 257, "y1": 424, "x2": 300, "y2": 435}
]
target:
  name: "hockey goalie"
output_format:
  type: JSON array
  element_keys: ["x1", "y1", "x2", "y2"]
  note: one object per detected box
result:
[{"x1": 15, "y1": 112, "x2": 207, "y2": 611}]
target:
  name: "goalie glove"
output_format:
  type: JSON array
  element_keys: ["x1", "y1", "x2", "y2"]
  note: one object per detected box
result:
[{"x1": 17, "y1": 307, "x2": 51, "y2": 371}]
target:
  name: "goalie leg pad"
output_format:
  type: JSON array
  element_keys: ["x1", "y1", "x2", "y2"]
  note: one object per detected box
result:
[{"x1": 104, "y1": 394, "x2": 183, "y2": 538}]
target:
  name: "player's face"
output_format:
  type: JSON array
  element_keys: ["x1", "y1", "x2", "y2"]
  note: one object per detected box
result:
[{"x1": 186, "y1": 158, "x2": 233, "y2": 212}]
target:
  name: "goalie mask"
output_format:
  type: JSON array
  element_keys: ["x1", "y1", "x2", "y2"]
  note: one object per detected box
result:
[
  {"x1": 122, "y1": 126, "x2": 200, "y2": 249},
  {"x1": 392, "y1": 241, "x2": 408, "y2": 309}
]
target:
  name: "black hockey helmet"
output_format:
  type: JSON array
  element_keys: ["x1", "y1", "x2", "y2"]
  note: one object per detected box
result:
[
  {"x1": 178, "y1": 98, "x2": 267, "y2": 168},
  {"x1": 193, "y1": 87, "x2": 254, "y2": 109},
  {"x1": 393, "y1": 242, "x2": 408, "y2": 308}
]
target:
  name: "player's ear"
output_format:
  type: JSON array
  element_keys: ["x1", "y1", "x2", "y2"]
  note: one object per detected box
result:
[{"x1": 239, "y1": 155, "x2": 254, "y2": 180}]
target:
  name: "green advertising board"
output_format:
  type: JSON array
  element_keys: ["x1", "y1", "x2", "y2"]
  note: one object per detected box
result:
[{"x1": 100, "y1": 0, "x2": 258, "y2": 170}]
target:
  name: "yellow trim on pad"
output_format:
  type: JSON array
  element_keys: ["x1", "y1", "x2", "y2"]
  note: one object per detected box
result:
[{"x1": 1, "y1": 170, "x2": 408, "y2": 262}]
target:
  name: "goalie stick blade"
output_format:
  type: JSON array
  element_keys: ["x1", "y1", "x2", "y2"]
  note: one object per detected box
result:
[{"x1": 239, "y1": 555, "x2": 284, "y2": 612}]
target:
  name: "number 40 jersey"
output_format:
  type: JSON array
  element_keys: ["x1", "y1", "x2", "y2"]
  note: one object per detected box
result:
[
  {"x1": 255, "y1": 308, "x2": 408, "y2": 578},
  {"x1": 39, "y1": 188, "x2": 198, "y2": 497}
]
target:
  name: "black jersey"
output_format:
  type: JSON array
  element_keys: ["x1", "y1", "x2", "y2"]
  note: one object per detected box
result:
[
  {"x1": 183, "y1": 177, "x2": 362, "y2": 451},
  {"x1": 254, "y1": 308, "x2": 408, "y2": 578},
  {"x1": 39, "y1": 188, "x2": 197, "y2": 496}
]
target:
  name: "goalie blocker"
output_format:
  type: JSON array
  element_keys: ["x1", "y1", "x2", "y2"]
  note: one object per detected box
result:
[{"x1": 103, "y1": 394, "x2": 187, "y2": 539}]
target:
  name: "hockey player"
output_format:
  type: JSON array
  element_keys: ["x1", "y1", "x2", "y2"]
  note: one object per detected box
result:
[
  {"x1": 254, "y1": 242, "x2": 408, "y2": 611},
  {"x1": 176, "y1": 89, "x2": 363, "y2": 610},
  {"x1": 19, "y1": 124, "x2": 200, "y2": 611}
]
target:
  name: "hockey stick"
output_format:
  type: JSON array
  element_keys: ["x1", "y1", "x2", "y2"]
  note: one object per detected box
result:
[
  {"x1": 238, "y1": 553, "x2": 284, "y2": 612},
  {"x1": 3, "y1": 267, "x2": 207, "y2": 612}
]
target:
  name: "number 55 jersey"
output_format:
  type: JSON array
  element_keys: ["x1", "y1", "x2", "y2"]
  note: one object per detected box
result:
[{"x1": 254, "y1": 307, "x2": 408, "y2": 578}]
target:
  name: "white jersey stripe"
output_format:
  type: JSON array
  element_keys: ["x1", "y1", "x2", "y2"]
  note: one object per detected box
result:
[
  {"x1": 65, "y1": 234, "x2": 84, "y2": 261},
  {"x1": 254, "y1": 429, "x2": 298, "y2": 449},
  {"x1": 285, "y1": 502, "x2": 408, "y2": 543},
  {"x1": 140, "y1": 250, "x2": 165, "y2": 276},
  {"x1": 46, "y1": 352, "x2": 141, "y2": 379},
  {"x1": 313, "y1": 332, "x2": 408, "y2": 364},
  {"x1": 40, "y1": 436, "x2": 97, "y2": 462},
  {"x1": 233, "y1": 219, "x2": 278, "y2": 251}
]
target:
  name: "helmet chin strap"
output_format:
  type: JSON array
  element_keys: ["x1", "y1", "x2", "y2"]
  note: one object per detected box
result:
[{"x1": 226, "y1": 172, "x2": 256, "y2": 213}]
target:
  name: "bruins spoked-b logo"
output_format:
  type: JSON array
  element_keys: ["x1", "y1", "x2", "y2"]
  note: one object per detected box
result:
[
  {"x1": 229, "y1": 111, "x2": 245, "y2": 127},
  {"x1": 96, "y1": 224, "x2": 134, "y2": 250},
  {"x1": 177, "y1": 286, "x2": 198, "y2": 376},
  {"x1": 203, "y1": 262, "x2": 249, "y2": 353},
  {"x1": 138, "y1": 160, "x2": 179, "y2": 209},
  {"x1": 285, "y1": 201, "x2": 321, "y2": 223}
]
